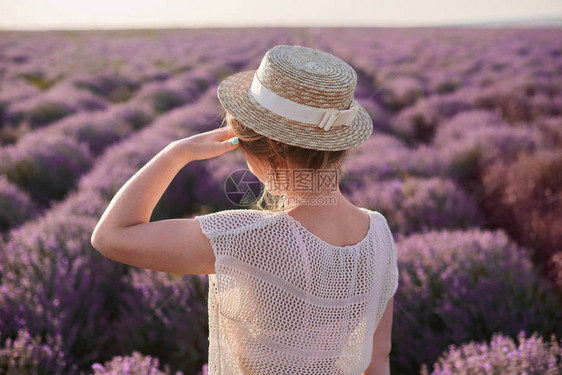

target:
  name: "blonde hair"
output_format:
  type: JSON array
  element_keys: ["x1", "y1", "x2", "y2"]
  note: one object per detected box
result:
[{"x1": 222, "y1": 111, "x2": 349, "y2": 212}]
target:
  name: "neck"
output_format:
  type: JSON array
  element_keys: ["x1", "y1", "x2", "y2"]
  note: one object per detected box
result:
[{"x1": 277, "y1": 187, "x2": 345, "y2": 210}]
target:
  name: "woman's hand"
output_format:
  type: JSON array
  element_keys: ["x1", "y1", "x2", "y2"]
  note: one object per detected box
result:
[{"x1": 170, "y1": 125, "x2": 239, "y2": 163}]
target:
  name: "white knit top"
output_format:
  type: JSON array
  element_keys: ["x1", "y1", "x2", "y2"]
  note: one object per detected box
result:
[{"x1": 195, "y1": 207, "x2": 399, "y2": 375}]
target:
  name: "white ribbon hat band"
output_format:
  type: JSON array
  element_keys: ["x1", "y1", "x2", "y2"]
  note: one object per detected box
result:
[{"x1": 250, "y1": 72, "x2": 359, "y2": 132}]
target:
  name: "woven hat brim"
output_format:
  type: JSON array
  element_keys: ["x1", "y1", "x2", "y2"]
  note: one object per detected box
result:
[{"x1": 217, "y1": 70, "x2": 373, "y2": 151}]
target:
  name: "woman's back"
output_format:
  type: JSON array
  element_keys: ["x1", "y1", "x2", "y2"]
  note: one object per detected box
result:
[
  {"x1": 284, "y1": 204, "x2": 372, "y2": 248},
  {"x1": 195, "y1": 206, "x2": 399, "y2": 375}
]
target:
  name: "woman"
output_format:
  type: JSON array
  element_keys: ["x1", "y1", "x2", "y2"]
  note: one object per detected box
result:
[{"x1": 92, "y1": 45, "x2": 399, "y2": 375}]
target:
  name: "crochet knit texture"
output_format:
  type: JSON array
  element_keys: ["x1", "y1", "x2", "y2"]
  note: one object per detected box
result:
[{"x1": 195, "y1": 207, "x2": 399, "y2": 375}]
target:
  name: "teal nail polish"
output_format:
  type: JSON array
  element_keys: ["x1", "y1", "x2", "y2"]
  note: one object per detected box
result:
[{"x1": 231, "y1": 137, "x2": 239, "y2": 145}]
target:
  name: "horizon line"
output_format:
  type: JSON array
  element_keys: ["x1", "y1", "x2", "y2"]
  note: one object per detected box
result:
[{"x1": 1, "y1": 15, "x2": 562, "y2": 32}]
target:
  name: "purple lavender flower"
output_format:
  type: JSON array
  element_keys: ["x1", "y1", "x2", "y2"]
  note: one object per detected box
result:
[
  {"x1": 54, "y1": 104, "x2": 153, "y2": 156},
  {"x1": 7, "y1": 98, "x2": 75, "y2": 128},
  {"x1": 346, "y1": 176, "x2": 485, "y2": 235},
  {"x1": 385, "y1": 75, "x2": 426, "y2": 109},
  {"x1": 0, "y1": 132, "x2": 93, "y2": 205},
  {"x1": 73, "y1": 73, "x2": 140, "y2": 103},
  {"x1": 341, "y1": 134, "x2": 449, "y2": 193},
  {"x1": 392, "y1": 228, "x2": 562, "y2": 374},
  {"x1": 481, "y1": 149, "x2": 562, "y2": 287},
  {"x1": 421, "y1": 330, "x2": 562, "y2": 375},
  {"x1": 0, "y1": 175, "x2": 39, "y2": 231},
  {"x1": 436, "y1": 111, "x2": 542, "y2": 183},
  {"x1": 110, "y1": 268, "x2": 208, "y2": 374},
  {"x1": 391, "y1": 93, "x2": 472, "y2": 143},
  {"x1": 91, "y1": 350, "x2": 184, "y2": 375},
  {"x1": 0, "y1": 328, "x2": 76, "y2": 374},
  {"x1": 0, "y1": 212, "x2": 128, "y2": 370}
]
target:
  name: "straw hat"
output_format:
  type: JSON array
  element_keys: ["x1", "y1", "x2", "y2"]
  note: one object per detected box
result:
[{"x1": 217, "y1": 45, "x2": 373, "y2": 151}]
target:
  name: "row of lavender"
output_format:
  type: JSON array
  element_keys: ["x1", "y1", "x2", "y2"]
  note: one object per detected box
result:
[
  {"x1": 1, "y1": 27, "x2": 561, "y2": 374},
  {"x1": 0, "y1": 28, "x2": 293, "y2": 374}
]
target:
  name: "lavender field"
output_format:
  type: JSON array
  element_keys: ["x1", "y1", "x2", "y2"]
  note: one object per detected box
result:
[{"x1": 0, "y1": 27, "x2": 561, "y2": 374}]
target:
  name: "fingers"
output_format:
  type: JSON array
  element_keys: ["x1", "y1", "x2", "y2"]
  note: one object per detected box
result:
[
  {"x1": 206, "y1": 125, "x2": 235, "y2": 142},
  {"x1": 182, "y1": 126, "x2": 238, "y2": 160},
  {"x1": 224, "y1": 137, "x2": 239, "y2": 148},
  {"x1": 212, "y1": 136, "x2": 239, "y2": 157},
  {"x1": 218, "y1": 127, "x2": 236, "y2": 142}
]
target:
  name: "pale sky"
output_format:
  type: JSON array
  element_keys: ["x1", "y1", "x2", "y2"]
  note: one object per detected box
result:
[{"x1": 1, "y1": 0, "x2": 561, "y2": 30}]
